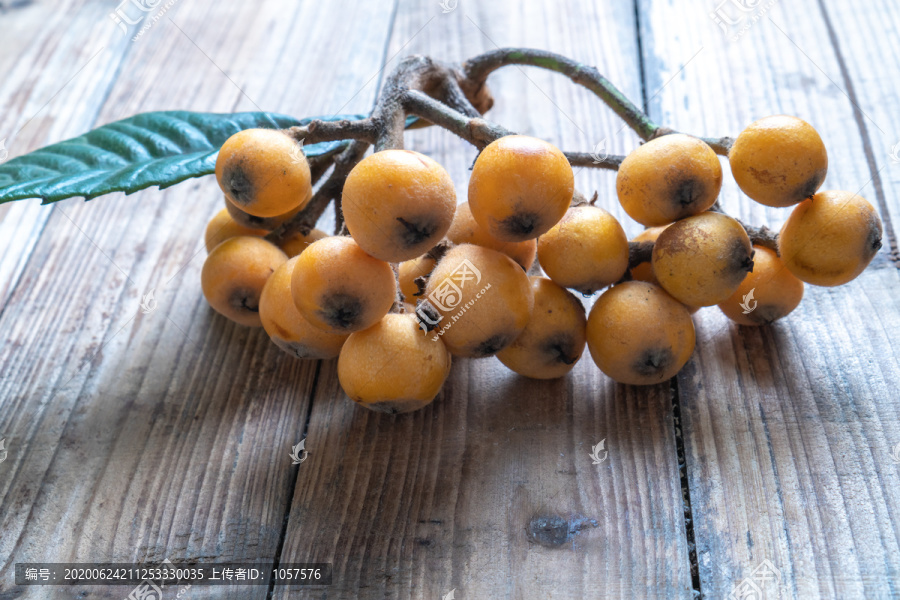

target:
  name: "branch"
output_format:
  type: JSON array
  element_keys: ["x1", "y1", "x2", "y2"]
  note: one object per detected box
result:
[
  {"x1": 401, "y1": 90, "x2": 510, "y2": 149},
  {"x1": 628, "y1": 241, "x2": 654, "y2": 269},
  {"x1": 284, "y1": 119, "x2": 377, "y2": 145},
  {"x1": 565, "y1": 152, "x2": 624, "y2": 170},
  {"x1": 439, "y1": 76, "x2": 484, "y2": 119},
  {"x1": 368, "y1": 55, "x2": 455, "y2": 151},
  {"x1": 333, "y1": 195, "x2": 344, "y2": 235},
  {"x1": 647, "y1": 128, "x2": 734, "y2": 156},
  {"x1": 700, "y1": 135, "x2": 735, "y2": 156},
  {"x1": 743, "y1": 224, "x2": 780, "y2": 254},
  {"x1": 708, "y1": 201, "x2": 779, "y2": 252},
  {"x1": 267, "y1": 186, "x2": 333, "y2": 244},
  {"x1": 463, "y1": 48, "x2": 658, "y2": 140},
  {"x1": 307, "y1": 144, "x2": 345, "y2": 184},
  {"x1": 462, "y1": 48, "x2": 737, "y2": 157},
  {"x1": 390, "y1": 263, "x2": 406, "y2": 313},
  {"x1": 402, "y1": 90, "x2": 624, "y2": 169}
]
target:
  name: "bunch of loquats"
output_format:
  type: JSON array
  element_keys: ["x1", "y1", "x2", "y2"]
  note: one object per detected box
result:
[{"x1": 202, "y1": 115, "x2": 882, "y2": 414}]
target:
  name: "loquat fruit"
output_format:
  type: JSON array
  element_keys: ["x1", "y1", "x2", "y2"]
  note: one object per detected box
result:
[
  {"x1": 279, "y1": 228, "x2": 328, "y2": 258},
  {"x1": 729, "y1": 115, "x2": 827, "y2": 207},
  {"x1": 468, "y1": 135, "x2": 574, "y2": 242},
  {"x1": 446, "y1": 201, "x2": 536, "y2": 270},
  {"x1": 290, "y1": 236, "x2": 396, "y2": 334},
  {"x1": 652, "y1": 212, "x2": 753, "y2": 306},
  {"x1": 342, "y1": 149, "x2": 457, "y2": 262},
  {"x1": 259, "y1": 256, "x2": 349, "y2": 358},
  {"x1": 537, "y1": 205, "x2": 629, "y2": 294},
  {"x1": 216, "y1": 128, "x2": 312, "y2": 217},
  {"x1": 718, "y1": 246, "x2": 804, "y2": 325},
  {"x1": 424, "y1": 244, "x2": 533, "y2": 358},
  {"x1": 225, "y1": 195, "x2": 306, "y2": 231},
  {"x1": 586, "y1": 281, "x2": 695, "y2": 385},
  {"x1": 338, "y1": 313, "x2": 451, "y2": 414},
  {"x1": 616, "y1": 134, "x2": 722, "y2": 226},
  {"x1": 628, "y1": 225, "x2": 669, "y2": 285},
  {"x1": 398, "y1": 254, "x2": 437, "y2": 302},
  {"x1": 201, "y1": 236, "x2": 288, "y2": 327},
  {"x1": 778, "y1": 190, "x2": 882, "y2": 286},
  {"x1": 205, "y1": 208, "x2": 267, "y2": 253},
  {"x1": 496, "y1": 277, "x2": 586, "y2": 379}
]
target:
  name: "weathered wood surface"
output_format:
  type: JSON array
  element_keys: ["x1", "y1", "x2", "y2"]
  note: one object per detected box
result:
[{"x1": 0, "y1": 0, "x2": 898, "y2": 599}]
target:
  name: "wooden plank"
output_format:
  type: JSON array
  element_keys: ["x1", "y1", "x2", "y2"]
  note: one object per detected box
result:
[
  {"x1": 276, "y1": 2, "x2": 693, "y2": 598},
  {"x1": 0, "y1": 0, "x2": 139, "y2": 307},
  {"x1": 637, "y1": 0, "x2": 900, "y2": 598},
  {"x1": 0, "y1": 0, "x2": 396, "y2": 598}
]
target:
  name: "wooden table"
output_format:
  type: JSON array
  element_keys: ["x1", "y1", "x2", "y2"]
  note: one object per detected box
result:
[{"x1": 1, "y1": 0, "x2": 899, "y2": 598}]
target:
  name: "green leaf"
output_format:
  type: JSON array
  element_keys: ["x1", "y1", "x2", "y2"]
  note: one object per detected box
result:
[{"x1": 0, "y1": 111, "x2": 364, "y2": 205}]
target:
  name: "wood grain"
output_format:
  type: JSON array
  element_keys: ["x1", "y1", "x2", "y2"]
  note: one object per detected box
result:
[
  {"x1": 637, "y1": 0, "x2": 900, "y2": 598},
  {"x1": 0, "y1": 1, "x2": 396, "y2": 598},
  {"x1": 275, "y1": 1, "x2": 693, "y2": 598}
]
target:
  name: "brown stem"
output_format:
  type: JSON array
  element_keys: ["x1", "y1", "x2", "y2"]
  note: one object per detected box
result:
[
  {"x1": 333, "y1": 195, "x2": 344, "y2": 236},
  {"x1": 439, "y1": 76, "x2": 484, "y2": 119},
  {"x1": 708, "y1": 202, "x2": 779, "y2": 252},
  {"x1": 374, "y1": 110, "x2": 406, "y2": 151},
  {"x1": 700, "y1": 136, "x2": 735, "y2": 156},
  {"x1": 264, "y1": 188, "x2": 332, "y2": 245},
  {"x1": 369, "y1": 55, "x2": 457, "y2": 151},
  {"x1": 402, "y1": 89, "x2": 510, "y2": 149},
  {"x1": 403, "y1": 90, "x2": 624, "y2": 169},
  {"x1": 565, "y1": 152, "x2": 624, "y2": 170},
  {"x1": 463, "y1": 48, "x2": 658, "y2": 140},
  {"x1": 649, "y1": 127, "x2": 734, "y2": 156},
  {"x1": 460, "y1": 49, "x2": 736, "y2": 155},
  {"x1": 413, "y1": 275, "x2": 428, "y2": 300},
  {"x1": 743, "y1": 224, "x2": 780, "y2": 254},
  {"x1": 628, "y1": 241, "x2": 654, "y2": 270},
  {"x1": 424, "y1": 240, "x2": 454, "y2": 263},
  {"x1": 407, "y1": 241, "x2": 454, "y2": 301},
  {"x1": 570, "y1": 189, "x2": 589, "y2": 207},
  {"x1": 284, "y1": 118, "x2": 378, "y2": 145}
]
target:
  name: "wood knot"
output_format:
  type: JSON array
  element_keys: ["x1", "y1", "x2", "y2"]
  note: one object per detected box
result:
[{"x1": 527, "y1": 515, "x2": 598, "y2": 548}]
